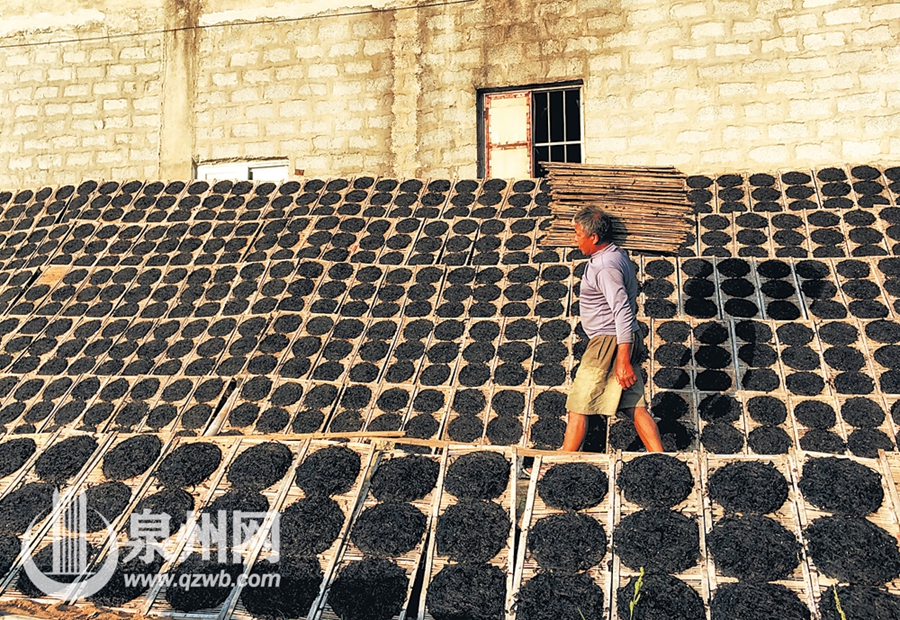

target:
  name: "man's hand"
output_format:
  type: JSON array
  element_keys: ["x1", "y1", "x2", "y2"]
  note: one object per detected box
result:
[{"x1": 615, "y1": 344, "x2": 637, "y2": 389}]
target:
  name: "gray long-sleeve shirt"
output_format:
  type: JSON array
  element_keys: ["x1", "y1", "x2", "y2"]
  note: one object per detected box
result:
[{"x1": 578, "y1": 243, "x2": 640, "y2": 344}]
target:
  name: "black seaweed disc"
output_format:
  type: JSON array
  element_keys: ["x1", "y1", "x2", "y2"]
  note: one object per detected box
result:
[
  {"x1": 156, "y1": 442, "x2": 222, "y2": 488},
  {"x1": 747, "y1": 396, "x2": 788, "y2": 425},
  {"x1": 684, "y1": 298, "x2": 717, "y2": 318},
  {"x1": 748, "y1": 425, "x2": 792, "y2": 455},
  {"x1": 444, "y1": 451, "x2": 509, "y2": 500},
  {"x1": 404, "y1": 414, "x2": 439, "y2": 440},
  {"x1": 0, "y1": 482, "x2": 55, "y2": 533},
  {"x1": 164, "y1": 553, "x2": 244, "y2": 612},
  {"x1": 847, "y1": 428, "x2": 894, "y2": 458},
  {"x1": 710, "y1": 582, "x2": 810, "y2": 620},
  {"x1": 516, "y1": 571, "x2": 604, "y2": 620},
  {"x1": 805, "y1": 516, "x2": 900, "y2": 585},
  {"x1": 426, "y1": 562, "x2": 506, "y2": 620},
  {"x1": 653, "y1": 367, "x2": 690, "y2": 390},
  {"x1": 436, "y1": 499, "x2": 510, "y2": 562},
  {"x1": 227, "y1": 442, "x2": 293, "y2": 490},
  {"x1": 700, "y1": 423, "x2": 744, "y2": 454},
  {"x1": 616, "y1": 573, "x2": 705, "y2": 620},
  {"x1": 351, "y1": 501, "x2": 427, "y2": 557},
  {"x1": 446, "y1": 414, "x2": 483, "y2": 442},
  {"x1": 240, "y1": 555, "x2": 323, "y2": 619},
  {"x1": 537, "y1": 462, "x2": 608, "y2": 511},
  {"x1": 698, "y1": 394, "x2": 740, "y2": 424},
  {"x1": 327, "y1": 557, "x2": 408, "y2": 620},
  {"x1": 530, "y1": 417, "x2": 566, "y2": 450},
  {"x1": 708, "y1": 460, "x2": 787, "y2": 515},
  {"x1": 102, "y1": 435, "x2": 162, "y2": 481},
  {"x1": 694, "y1": 321, "x2": 729, "y2": 345},
  {"x1": 707, "y1": 515, "x2": 800, "y2": 581},
  {"x1": 841, "y1": 397, "x2": 885, "y2": 428},
  {"x1": 608, "y1": 421, "x2": 644, "y2": 452},
  {"x1": 694, "y1": 345, "x2": 731, "y2": 369},
  {"x1": 17, "y1": 538, "x2": 96, "y2": 598},
  {"x1": 794, "y1": 399, "x2": 836, "y2": 429},
  {"x1": 132, "y1": 488, "x2": 194, "y2": 535},
  {"x1": 650, "y1": 392, "x2": 689, "y2": 422},
  {"x1": 35, "y1": 435, "x2": 98, "y2": 484},
  {"x1": 68, "y1": 481, "x2": 132, "y2": 532},
  {"x1": 281, "y1": 495, "x2": 345, "y2": 555},
  {"x1": 0, "y1": 438, "x2": 36, "y2": 479},
  {"x1": 369, "y1": 455, "x2": 439, "y2": 503},
  {"x1": 618, "y1": 454, "x2": 693, "y2": 509},
  {"x1": 785, "y1": 371, "x2": 825, "y2": 396},
  {"x1": 201, "y1": 489, "x2": 269, "y2": 547},
  {"x1": 528, "y1": 511, "x2": 607, "y2": 572},
  {"x1": 294, "y1": 446, "x2": 361, "y2": 496},
  {"x1": 819, "y1": 584, "x2": 900, "y2": 620},
  {"x1": 0, "y1": 532, "x2": 18, "y2": 577},
  {"x1": 614, "y1": 510, "x2": 700, "y2": 573},
  {"x1": 799, "y1": 457, "x2": 883, "y2": 516},
  {"x1": 695, "y1": 369, "x2": 732, "y2": 391},
  {"x1": 90, "y1": 553, "x2": 165, "y2": 607},
  {"x1": 800, "y1": 429, "x2": 846, "y2": 454},
  {"x1": 656, "y1": 321, "x2": 691, "y2": 343}
]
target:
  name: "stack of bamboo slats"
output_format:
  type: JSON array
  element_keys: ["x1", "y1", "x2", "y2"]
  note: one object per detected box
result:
[{"x1": 539, "y1": 162, "x2": 694, "y2": 254}]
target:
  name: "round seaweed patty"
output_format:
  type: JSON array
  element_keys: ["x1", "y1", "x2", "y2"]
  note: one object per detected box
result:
[
  {"x1": 536, "y1": 462, "x2": 608, "y2": 511},
  {"x1": 327, "y1": 557, "x2": 408, "y2": 620},
  {"x1": 35, "y1": 435, "x2": 98, "y2": 484},
  {"x1": 369, "y1": 455, "x2": 439, "y2": 503},
  {"x1": 527, "y1": 511, "x2": 607, "y2": 572},
  {"x1": 805, "y1": 516, "x2": 900, "y2": 585},
  {"x1": 155, "y1": 442, "x2": 222, "y2": 488},
  {"x1": 516, "y1": 571, "x2": 604, "y2": 620},
  {"x1": 707, "y1": 460, "x2": 788, "y2": 515},
  {"x1": 710, "y1": 582, "x2": 810, "y2": 620},
  {"x1": 0, "y1": 438, "x2": 36, "y2": 479},
  {"x1": 707, "y1": 515, "x2": 801, "y2": 581},
  {"x1": 436, "y1": 499, "x2": 509, "y2": 562},
  {"x1": 616, "y1": 573, "x2": 705, "y2": 620},
  {"x1": 227, "y1": 441, "x2": 293, "y2": 490},
  {"x1": 819, "y1": 584, "x2": 900, "y2": 620},
  {"x1": 614, "y1": 510, "x2": 700, "y2": 574},
  {"x1": 618, "y1": 454, "x2": 693, "y2": 509},
  {"x1": 426, "y1": 562, "x2": 506, "y2": 620},
  {"x1": 798, "y1": 457, "x2": 884, "y2": 516},
  {"x1": 280, "y1": 495, "x2": 345, "y2": 556},
  {"x1": 444, "y1": 451, "x2": 510, "y2": 500},
  {"x1": 240, "y1": 555, "x2": 323, "y2": 619},
  {"x1": 102, "y1": 435, "x2": 162, "y2": 481},
  {"x1": 294, "y1": 446, "x2": 361, "y2": 496},
  {"x1": 350, "y1": 502, "x2": 427, "y2": 557}
]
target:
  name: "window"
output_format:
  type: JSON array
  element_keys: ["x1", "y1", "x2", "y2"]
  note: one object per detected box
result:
[
  {"x1": 478, "y1": 82, "x2": 582, "y2": 178},
  {"x1": 196, "y1": 159, "x2": 290, "y2": 181}
]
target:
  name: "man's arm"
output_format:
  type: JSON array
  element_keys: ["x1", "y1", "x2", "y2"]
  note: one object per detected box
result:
[
  {"x1": 595, "y1": 267, "x2": 638, "y2": 388},
  {"x1": 614, "y1": 343, "x2": 637, "y2": 388}
]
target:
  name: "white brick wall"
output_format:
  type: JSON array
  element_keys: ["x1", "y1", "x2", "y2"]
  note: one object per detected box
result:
[{"x1": 3, "y1": 0, "x2": 900, "y2": 185}]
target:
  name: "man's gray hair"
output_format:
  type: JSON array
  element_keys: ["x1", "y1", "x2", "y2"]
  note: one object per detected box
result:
[{"x1": 573, "y1": 205, "x2": 612, "y2": 242}]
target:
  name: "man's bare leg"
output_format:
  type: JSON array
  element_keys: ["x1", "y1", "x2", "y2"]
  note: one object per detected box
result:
[
  {"x1": 562, "y1": 411, "x2": 588, "y2": 452},
  {"x1": 623, "y1": 407, "x2": 663, "y2": 452}
]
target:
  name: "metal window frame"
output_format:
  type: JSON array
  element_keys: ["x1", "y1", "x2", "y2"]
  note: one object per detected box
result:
[{"x1": 477, "y1": 80, "x2": 583, "y2": 179}]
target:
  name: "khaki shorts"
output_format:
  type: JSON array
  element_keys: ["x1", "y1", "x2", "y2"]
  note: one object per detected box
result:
[{"x1": 565, "y1": 331, "x2": 646, "y2": 416}]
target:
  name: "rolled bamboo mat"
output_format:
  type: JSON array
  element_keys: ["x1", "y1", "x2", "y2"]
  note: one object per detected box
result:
[{"x1": 539, "y1": 162, "x2": 694, "y2": 254}]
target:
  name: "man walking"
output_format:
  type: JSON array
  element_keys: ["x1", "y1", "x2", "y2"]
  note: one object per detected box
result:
[{"x1": 562, "y1": 205, "x2": 663, "y2": 452}]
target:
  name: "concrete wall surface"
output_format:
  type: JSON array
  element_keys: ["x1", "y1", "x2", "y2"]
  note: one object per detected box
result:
[{"x1": 1, "y1": 0, "x2": 900, "y2": 186}]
